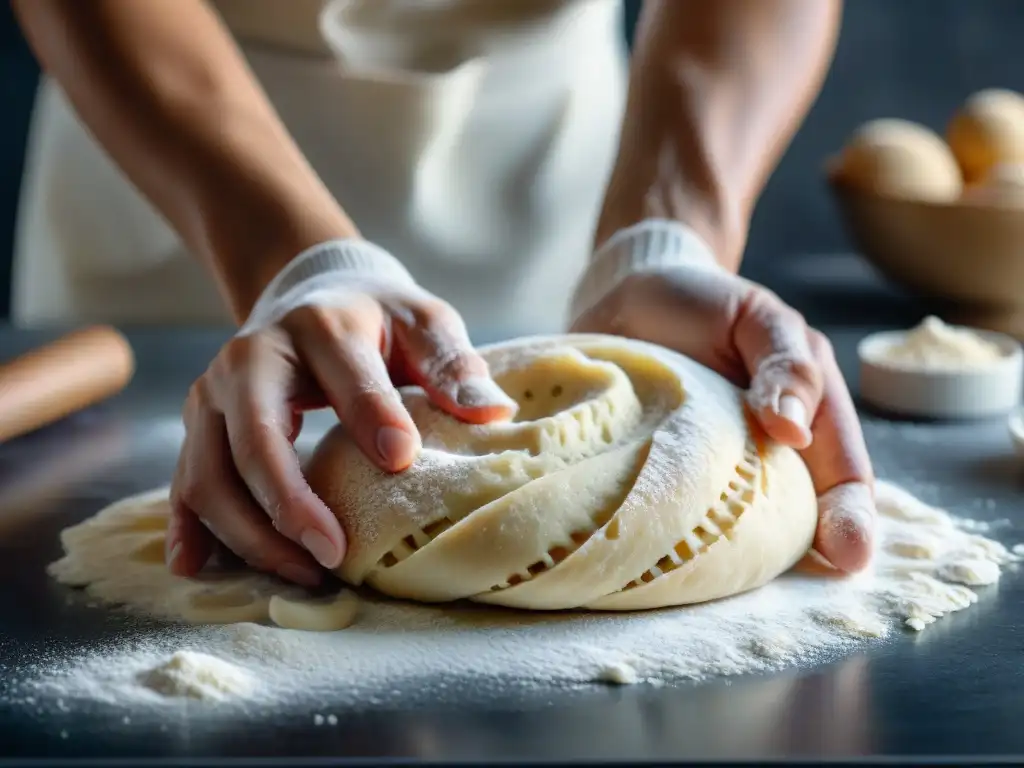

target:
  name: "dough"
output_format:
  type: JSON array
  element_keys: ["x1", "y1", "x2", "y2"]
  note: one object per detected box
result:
[
  {"x1": 268, "y1": 591, "x2": 360, "y2": 631},
  {"x1": 304, "y1": 334, "x2": 819, "y2": 611},
  {"x1": 50, "y1": 334, "x2": 818, "y2": 621}
]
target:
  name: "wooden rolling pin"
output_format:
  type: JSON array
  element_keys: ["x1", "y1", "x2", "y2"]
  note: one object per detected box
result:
[{"x1": 0, "y1": 326, "x2": 135, "y2": 443}]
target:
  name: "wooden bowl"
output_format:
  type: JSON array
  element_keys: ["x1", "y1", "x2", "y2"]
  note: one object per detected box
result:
[{"x1": 826, "y1": 162, "x2": 1024, "y2": 338}]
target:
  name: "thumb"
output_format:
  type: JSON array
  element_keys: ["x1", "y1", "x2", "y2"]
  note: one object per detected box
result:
[{"x1": 733, "y1": 289, "x2": 824, "y2": 450}]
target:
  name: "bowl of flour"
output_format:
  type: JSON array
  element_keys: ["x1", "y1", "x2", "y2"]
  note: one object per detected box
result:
[{"x1": 858, "y1": 316, "x2": 1023, "y2": 419}]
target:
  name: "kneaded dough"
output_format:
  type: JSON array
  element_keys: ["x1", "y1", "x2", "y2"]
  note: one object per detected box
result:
[
  {"x1": 50, "y1": 334, "x2": 818, "y2": 621},
  {"x1": 304, "y1": 334, "x2": 819, "y2": 611}
]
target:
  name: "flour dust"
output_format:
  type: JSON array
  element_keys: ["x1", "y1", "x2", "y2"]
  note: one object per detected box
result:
[{"x1": 3, "y1": 478, "x2": 1019, "y2": 724}]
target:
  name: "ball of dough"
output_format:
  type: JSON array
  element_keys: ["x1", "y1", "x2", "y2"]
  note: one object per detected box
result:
[
  {"x1": 836, "y1": 118, "x2": 962, "y2": 201},
  {"x1": 948, "y1": 88, "x2": 1024, "y2": 184},
  {"x1": 304, "y1": 335, "x2": 819, "y2": 612},
  {"x1": 961, "y1": 162, "x2": 1024, "y2": 206}
]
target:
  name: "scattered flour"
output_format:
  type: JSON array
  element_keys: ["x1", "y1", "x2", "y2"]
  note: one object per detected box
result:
[
  {"x1": 4, "y1": 480, "x2": 1019, "y2": 718},
  {"x1": 138, "y1": 650, "x2": 255, "y2": 701},
  {"x1": 936, "y1": 559, "x2": 1001, "y2": 587},
  {"x1": 878, "y1": 315, "x2": 1006, "y2": 370}
]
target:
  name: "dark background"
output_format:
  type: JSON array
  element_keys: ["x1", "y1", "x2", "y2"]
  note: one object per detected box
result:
[{"x1": 1, "y1": 0, "x2": 1023, "y2": 320}]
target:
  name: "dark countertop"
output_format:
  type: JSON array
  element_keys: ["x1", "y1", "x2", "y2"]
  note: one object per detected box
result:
[{"x1": 1, "y1": 253, "x2": 1023, "y2": 762}]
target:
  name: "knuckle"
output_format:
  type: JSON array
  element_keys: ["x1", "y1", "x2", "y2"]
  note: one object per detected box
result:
[
  {"x1": 186, "y1": 377, "x2": 215, "y2": 412},
  {"x1": 235, "y1": 419, "x2": 278, "y2": 468},
  {"x1": 348, "y1": 379, "x2": 392, "y2": 404},
  {"x1": 219, "y1": 335, "x2": 257, "y2": 371},
  {"x1": 765, "y1": 354, "x2": 819, "y2": 388},
  {"x1": 808, "y1": 328, "x2": 835, "y2": 360},
  {"x1": 289, "y1": 301, "x2": 377, "y2": 341},
  {"x1": 744, "y1": 287, "x2": 797, "y2": 331},
  {"x1": 751, "y1": 285, "x2": 784, "y2": 308},
  {"x1": 426, "y1": 347, "x2": 481, "y2": 382},
  {"x1": 172, "y1": 474, "x2": 204, "y2": 512},
  {"x1": 413, "y1": 297, "x2": 465, "y2": 335}
]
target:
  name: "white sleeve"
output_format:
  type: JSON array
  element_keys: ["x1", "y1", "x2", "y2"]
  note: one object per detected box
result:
[
  {"x1": 569, "y1": 219, "x2": 722, "y2": 322},
  {"x1": 238, "y1": 238, "x2": 418, "y2": 336}
]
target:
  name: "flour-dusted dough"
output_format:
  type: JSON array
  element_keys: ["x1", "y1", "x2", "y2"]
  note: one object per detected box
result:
[
  {"x1": 268, "y1": 591, "x2": 360, "y2": 631},
  {"x1": 50, "y1": 334, "x2": 818, "y2": 622},
  {"x1": 305, "y1": 334, "x2": 819, "y2": 611}
]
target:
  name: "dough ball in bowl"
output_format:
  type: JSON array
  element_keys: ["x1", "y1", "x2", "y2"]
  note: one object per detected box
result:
[
  {"x1": 948, "y1": 88, "x2": 1024, "y2": 184},
  {"x1": 834, "y1": 118, "x2": 962, "y2": 202},
  {"x1": 305, "y1": 334, "x2": 819, "y2": 612},
  {"x1": 961, "y1": 162, "x2": 1024, "y2": 206}
]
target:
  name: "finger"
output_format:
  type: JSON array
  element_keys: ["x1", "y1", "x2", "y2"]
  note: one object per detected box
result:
[
  {"x1": 392, "y1": 299, "x2": 518, "y2": 424},
  {"x1": 213, "y1": 337, "x2": 349, "y2": 570},
  {"x1": 177, "y1": 405, "x2": 325, "y2": 586},
  {"x1": 735, "y1": 290, "x2": 824, "y2": 450},
  {"x1": 166, "y1": 502, "x2": 216, "y2": 578},
  {"x1": 799, "y1": 334, "x2": 876, "y2": 573},
  {"x1": 168, "y1": 395, "x2": 217, "y2": 577},
  {"x1": 291, "y1": 302, "x2": 422, "y2": 474}
]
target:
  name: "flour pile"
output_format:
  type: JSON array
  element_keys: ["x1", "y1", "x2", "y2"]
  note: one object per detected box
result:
[
  {"x1": 4, "y1": 479, "x2": 1018, "y2": 716},
  {"x1": 878, "y1": 315, "x2": 1006, "y2": 370}
]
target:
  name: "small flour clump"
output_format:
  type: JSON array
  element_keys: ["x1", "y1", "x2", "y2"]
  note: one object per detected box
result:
[
  {"x1": 7, "y1": 480, "x2": 1020, "y2": 717},
  {"x1": 879, "y1": 316, "x2": 1005, "y2": 370},
  {"x1": 139, "y1": 650, "x2": 255, "y2": 701}
]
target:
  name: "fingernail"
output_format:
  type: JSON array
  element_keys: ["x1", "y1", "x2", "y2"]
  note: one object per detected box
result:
[
  {"x1": 277, "y1": 562, "x2": 323, "y2": 588},
  {"x1": 778, "y1": 395, "x2": 809, "y2": 431},
  {"x1": 456, "y1": 377, "x2": 518, "y2": 411},
  {"x1": 302, "y1": 529, "x2": 342, "y2": 569},
  {"x1": 165, "y1": 521, "x2": 181, "y2": 568},
  {"x1": 166, "y1": 538, "x2": 182, "y2": 570},
  {"x1": 376, "y1": 425, "x2": 419, "y2": 467}
]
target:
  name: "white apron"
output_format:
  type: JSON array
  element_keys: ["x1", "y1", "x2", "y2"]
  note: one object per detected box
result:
[{"x1": 12, "y1": 0, "x2": 628, "y2": 337}]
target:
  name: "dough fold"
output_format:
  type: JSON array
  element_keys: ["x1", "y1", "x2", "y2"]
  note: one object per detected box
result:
[{"x1": 305, "y1": 334, "x2": 819, "y2": 611}]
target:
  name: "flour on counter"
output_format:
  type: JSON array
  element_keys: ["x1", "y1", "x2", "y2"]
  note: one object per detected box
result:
[
  {"x1": 139, "y1": 650, "x2": 256, "y2": 701},
  {"x1": 5, "y1": 480, "x2": 1019, "y2": 717}
]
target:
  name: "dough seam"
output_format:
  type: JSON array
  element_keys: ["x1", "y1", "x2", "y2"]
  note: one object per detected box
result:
[{"x1": 620, "y1": 439, "x2": 762, "y2": 591}]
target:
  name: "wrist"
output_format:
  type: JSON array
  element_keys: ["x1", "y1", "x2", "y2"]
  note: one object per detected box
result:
[
  {"x1": 182, "y1": 109, "x2": 362, "y2": 321},
  {"x1": 199, "y1": 186, "x2": 361, "y2": 323},
  {"x1": 238, "y1": 238, "x2": 416, "y2": 336},
  {"x1": 571, "y1": 219, "x2": 721, "y2": 322},
  {"x1": 595, "y1": 160, "x2": 748, "y2": 274}
]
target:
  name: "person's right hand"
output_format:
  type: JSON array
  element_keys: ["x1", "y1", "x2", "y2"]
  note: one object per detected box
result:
[{"x1": 166, "y1": 276, "x2": 518, "y2": 588}]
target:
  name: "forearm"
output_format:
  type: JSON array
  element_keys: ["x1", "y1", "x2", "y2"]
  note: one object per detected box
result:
[
  {"x1": 596, "y1": 0, "x2": 841, "y2": 271},
  {"x1": 13, "y1": 0, "x2": 358, "y2": 321}
]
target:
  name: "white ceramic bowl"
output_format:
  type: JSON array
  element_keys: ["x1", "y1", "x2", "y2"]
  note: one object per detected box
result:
[
  {"x1": 1008, "y1": 407, "x2": 1024, "y2": 457},
  {"x1": 857, "y1": 328, "x2": 1023, "y2": 419}
]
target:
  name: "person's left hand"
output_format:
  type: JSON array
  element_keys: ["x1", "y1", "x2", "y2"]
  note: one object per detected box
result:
[{"x1": 571, "y1": 256, "x2": 875, "y2": 573}]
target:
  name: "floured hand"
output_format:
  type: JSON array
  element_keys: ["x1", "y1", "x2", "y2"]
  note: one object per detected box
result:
[
  {"x1": 570, "y1": 221, "x2": 875, "y2": 573},
  {"x1": 168, "y1": 239, "x2": 517, "y2": 586}
]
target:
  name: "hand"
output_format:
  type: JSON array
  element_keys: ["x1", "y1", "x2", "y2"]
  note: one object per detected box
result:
[
  {"x1": 571, "y1": 261, "x2": 875, "y2": 573},
  {"x1": 167, "y1": 251, "x2": 517, "y2": 587}
]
